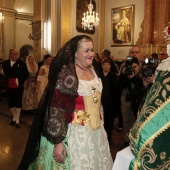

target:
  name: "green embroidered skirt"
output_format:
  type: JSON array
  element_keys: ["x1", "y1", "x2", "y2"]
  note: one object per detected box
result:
[
  {"x1": 129, "y1": 71, "x2": 170, "y2": 170},
  {"x1": 28, "y1": 135, "x2": 70, "y2": 170}
]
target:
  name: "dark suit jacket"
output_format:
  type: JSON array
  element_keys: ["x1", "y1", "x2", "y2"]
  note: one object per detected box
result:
[{"x1": 2, "y1": 59, "x2": 29, "y2": 87}]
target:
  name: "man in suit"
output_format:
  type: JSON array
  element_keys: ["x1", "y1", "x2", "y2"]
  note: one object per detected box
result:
[{"x1": 2, "y1": 49, "x2": 29, "y2": 128}]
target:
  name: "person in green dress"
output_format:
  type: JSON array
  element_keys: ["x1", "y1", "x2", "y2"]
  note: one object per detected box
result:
[{"x1": 129, "y1": 23, "x2": 170, "y2": 170}]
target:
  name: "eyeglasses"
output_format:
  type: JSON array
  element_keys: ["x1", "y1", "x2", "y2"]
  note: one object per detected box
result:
[{"x1": 130, "y1": 51, "x2": 140, "y2": 54}]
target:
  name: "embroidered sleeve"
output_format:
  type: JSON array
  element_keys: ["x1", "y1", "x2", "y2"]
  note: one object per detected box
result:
[{"x1": 43, "y1": 106, "x2": 66, "y2": 144}]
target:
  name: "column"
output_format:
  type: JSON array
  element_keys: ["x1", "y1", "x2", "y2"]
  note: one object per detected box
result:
[{"x1": 143, "y1": 0, "x2": 153, "y2": 44}]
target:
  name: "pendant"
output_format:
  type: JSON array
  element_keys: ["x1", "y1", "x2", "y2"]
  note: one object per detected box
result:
[{"x1": 93, "y1": 96, "x2": 98, "y2": 103}]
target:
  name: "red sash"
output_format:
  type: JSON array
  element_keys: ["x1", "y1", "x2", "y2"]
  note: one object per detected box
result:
[{"x1": 8, "y1": 78, "x2": 18, "y2": 88}]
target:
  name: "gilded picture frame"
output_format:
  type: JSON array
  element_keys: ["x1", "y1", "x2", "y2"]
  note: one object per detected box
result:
[
  {"x1": 32, "y1": 20, "x2": 41, "y2": 41},
  {"x1": 111, "y1": 5, "x2": 135, "y2": 46}
]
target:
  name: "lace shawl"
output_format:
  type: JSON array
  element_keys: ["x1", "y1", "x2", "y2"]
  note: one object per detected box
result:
[{"x1": 42, "y1": 65, "x2": 78, "y2": 144}]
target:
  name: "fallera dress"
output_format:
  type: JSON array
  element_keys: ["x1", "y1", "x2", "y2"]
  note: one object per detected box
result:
[
  {"x1": 28, "y1": 69, "x2": 113, "y2": 170},
  {"x1": 22, "y1": 69, "x2": 38, "y2": 110},
  {"x1": 37, "y1": 65, "x2": 49, "y2": 105}
]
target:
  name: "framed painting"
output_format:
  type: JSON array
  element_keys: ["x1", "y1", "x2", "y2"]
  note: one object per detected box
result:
[
  {"x1": 76, "y1": 0, "x2": 96, "y2": 34},
  {"x1": 111, "y1": 5, "x2": 135, "y2": 46},
  {"x1": 32, "y1": 20, "x2": 41, "y2": 41}
]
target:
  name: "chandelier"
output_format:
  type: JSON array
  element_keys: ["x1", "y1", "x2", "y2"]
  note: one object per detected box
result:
[{"x1": 81, "y1": 0, "x2": 99, "y2": 30}]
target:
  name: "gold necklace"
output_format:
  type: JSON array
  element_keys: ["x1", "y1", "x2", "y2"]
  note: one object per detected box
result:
[{"x1": 76, "y1": 63, "x2": 88, "y2": 75}]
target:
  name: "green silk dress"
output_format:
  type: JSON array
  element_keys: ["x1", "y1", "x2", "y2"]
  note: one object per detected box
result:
[{"x1": 129, "y1": 58, "x2": 170, "y2": 170}]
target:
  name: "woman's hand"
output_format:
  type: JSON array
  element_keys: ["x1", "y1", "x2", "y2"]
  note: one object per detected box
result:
[{"x1": 53, "y1": 142, "x2": 66, "y2": 163}]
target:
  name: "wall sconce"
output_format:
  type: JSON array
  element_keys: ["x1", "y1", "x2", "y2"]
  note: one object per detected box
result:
[{"x1": 28, "y1": 21, "x2": 41, "y2": 41}]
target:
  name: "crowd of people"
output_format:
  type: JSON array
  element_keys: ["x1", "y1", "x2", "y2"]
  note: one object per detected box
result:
[
  {"x1": 0, "y1": 34, "x2": 169, "y2": 169},
  {"x1": 0, "y1": 49, "x2": 53, "y2": 127}
]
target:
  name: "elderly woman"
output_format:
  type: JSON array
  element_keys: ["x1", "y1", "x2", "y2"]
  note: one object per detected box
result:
[
  {"x1": 22, "y1": 55, "x2": 38, "y2": 113},
  {"x1": 18, "y1": 35, "x2": 113, "y2": 170}
]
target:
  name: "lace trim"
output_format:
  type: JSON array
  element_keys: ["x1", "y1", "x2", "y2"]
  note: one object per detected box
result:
[{"x1": 56, "y1": 65, "x2": 78, "y2": 95}]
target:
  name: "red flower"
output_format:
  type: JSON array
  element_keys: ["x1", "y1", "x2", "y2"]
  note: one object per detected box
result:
[{"x1": 168, "y1": 26, "x2": 170, "y2": 35}]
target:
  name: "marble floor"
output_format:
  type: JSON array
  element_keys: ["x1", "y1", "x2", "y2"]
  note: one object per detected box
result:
[{"x1": 0, "y1": 94, "x2": 126, "y2": 170}]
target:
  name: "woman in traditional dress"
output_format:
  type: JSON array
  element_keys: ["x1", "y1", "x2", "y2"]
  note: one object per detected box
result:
[
  {"x1": 18, "y1": 35, "x2": 113, "y2": 170},
  {"x1": 36, "y1": 54, "x2": 52, "y2": 106},
  {"x1": 22, "y1": 55, "x2": 38, "y2": 113}
]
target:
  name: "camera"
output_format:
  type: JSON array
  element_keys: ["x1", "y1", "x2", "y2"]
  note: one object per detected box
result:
[
  {"x1": 141, "y1": 57, "x2": 157, "y2": 78},
  {"x1": 124, "y1": 56, "x2": 138, "y2": 76},
  {"x1": 141, "y1": 66, "x2": 155, "y2": 78},
  {"x1": 144, "y1": 58, "x2": 155, "y2": 64},
  {"x1": 125, "y1": 56, "x2": 134, "y2": 65},
  {"x1": 124, "y1": 66, "x2": 135, "y2": 76},
  {"x1": 144, "y1": 57, "x2": 161, "y2": 65}
]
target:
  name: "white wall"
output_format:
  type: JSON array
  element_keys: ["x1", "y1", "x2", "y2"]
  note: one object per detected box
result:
[
  {"x1": 14, "y1": 0, "x2": 33, "y2": 13},
  {"x1": 105, "y1": 0, "x2": 144, "y2": 59},
  {"x1": 14, "y1": 0, "x2": 34, "y2": 57},
  {"x1": 15, "y1": 19, "x2": 33, "y2": 51},
  {"x1": 1, "y1": 0, "x2": 34, "y2": 60},
  {"x1": 3, "y1": 16, "x2": 15, "y2": 58}
]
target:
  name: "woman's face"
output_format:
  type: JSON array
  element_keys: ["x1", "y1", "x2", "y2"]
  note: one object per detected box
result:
[
  {"x1": 45, "y1": 57, "x2": 52, "y2": 65},
  {"x1": 102, "y1": 62, "x2": 111, "y2": 73},
  {"x1": 75, "y1": 40, "x2": 94, "y2": 68},
  {"x1": 29, "y1": 56, "x2": 35, "y2": 64}
]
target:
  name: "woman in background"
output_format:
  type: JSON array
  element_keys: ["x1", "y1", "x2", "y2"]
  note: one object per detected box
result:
[
  {"x1": 22, "y1": 55, "x2": 38, "y2": 113},
  {"x1": 36, "y1": 54, "x2": 52, "y2": 106}
]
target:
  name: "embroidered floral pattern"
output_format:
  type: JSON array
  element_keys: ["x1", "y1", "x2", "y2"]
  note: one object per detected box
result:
[
  {"x1": 160, "y1": 152, "x2": 166, "y2": 160},
  {"x1": 56, "y1": 65, "x2": 78, "y2": 95},
  {"x1": 129, "y1": 71, "x2": 170, "y2": 170},
  {"x1": 42, "y1": 65, "x2": 78, "y2": 144}
]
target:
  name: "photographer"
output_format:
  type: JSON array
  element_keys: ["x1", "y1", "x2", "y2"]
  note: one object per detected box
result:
[
  {"x1": 117, "y1": 56, "x2": 142, "y2": 145},
  {"x1": 131, "y1": 60, "x2": 156, "y2": 113}
]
